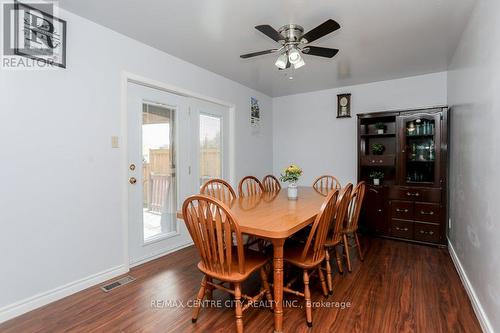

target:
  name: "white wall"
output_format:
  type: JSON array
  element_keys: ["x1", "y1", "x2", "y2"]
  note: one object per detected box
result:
[
  {"x1": 0, "y1": 8, "x2": 273, "y2": 320},
  {"x1": 272, "y1": 72, "x2": 447, "y2": 185},
  {"x1": 447, "y1": 0, "x2": 500, "y2": 331}
]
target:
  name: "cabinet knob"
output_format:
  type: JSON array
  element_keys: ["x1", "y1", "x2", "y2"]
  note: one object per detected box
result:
[
  {"x1": 406, "y1": 192, "x2": 420, "y2": 197},
  {"x1": 396, "y1": 208, "x2": 409, "y2": 213},
  {"x1": 420, "y1": 210, "x2": 434, "y2": 215},
  {"x1": 378, "y1": 209, "x2": 382, "y2": 212}
]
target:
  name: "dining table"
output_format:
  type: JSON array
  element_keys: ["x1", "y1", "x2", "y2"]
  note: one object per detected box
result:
[{"x1": 177, "y1": 186, "x2": 327, "y2": 333}]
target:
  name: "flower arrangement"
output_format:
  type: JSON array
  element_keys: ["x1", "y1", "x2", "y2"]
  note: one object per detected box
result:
[
  {"x1": 280, "y1": 164, "x2": 303, "y2": 200},
  {"x1": 280, "y1": 164, "x2": 303, "y2": 183}
]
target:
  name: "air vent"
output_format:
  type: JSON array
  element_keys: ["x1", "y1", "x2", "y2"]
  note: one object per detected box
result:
[{"x1": 101, "y1": 275, "x2": 135, "y2": 292}]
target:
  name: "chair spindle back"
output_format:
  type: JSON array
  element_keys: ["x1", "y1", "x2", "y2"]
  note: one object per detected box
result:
[
  {"x1": 327, "y1": 183, "x2": 354, "y2": 244},
  {"x1": 301, "y1": 189, "x2": 339, "y2": 263},
  {"x1": 312, "y1": 175, "x2": 342, "y2": 195},
  {"x1": 200, "y1": 178, "x2": 236, "y2": 205},
  {"x1": 262, "y1": 175, "x2": 281, "y2": 192},
  {"x1": 182, "y1": 195, "x2": 245, "y2": 276},
  {"x1": 238, "y1": 176, "x2": 264, "y2": 197}
]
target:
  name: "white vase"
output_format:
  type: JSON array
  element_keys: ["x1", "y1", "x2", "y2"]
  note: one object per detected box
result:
[
  {"x1": 373, "y1": 178, "x2": 380, "y2": 186},
  {"x1": 288, "y1": 182, "x2": 298, "y2": 200}
]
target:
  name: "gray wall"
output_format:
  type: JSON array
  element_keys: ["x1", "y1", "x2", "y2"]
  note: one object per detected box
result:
[{"x1": 447, "y1": 0, "x2": 500, "y2": 331}]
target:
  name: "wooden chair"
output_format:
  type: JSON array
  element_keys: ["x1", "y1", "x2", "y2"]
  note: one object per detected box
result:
[
  {"x1": 282, "y1": 189, "x2": 339, "y2": 327},
  {"x1": 200, "y1": 178, "x2": 236, "y2": 205},
  {"x1": 342, "y1": 181, "x2": 367, "y2": 272},
  {"x1": 262, "y1": 175, "x2": 281, "y2": 192},
  {"x1": 324, "y1": 183, "x2": 353, "y2": 293},
  {"x1": 238, "y1": 176, "x2": 264, "y2": 197},
  {"x1": 238, "y1": 176, "x2": 266, "y2": 250},
  {"x1": 312, "y1": 175, "x2": 341, "y2": 195},
  {"x1": 182, "y1": 195, "x2": 273, "y2": 333}
]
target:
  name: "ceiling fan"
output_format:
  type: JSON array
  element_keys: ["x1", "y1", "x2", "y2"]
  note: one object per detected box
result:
[{"x1": 240, "y1": 19, "x2": 340, "y2": 70}]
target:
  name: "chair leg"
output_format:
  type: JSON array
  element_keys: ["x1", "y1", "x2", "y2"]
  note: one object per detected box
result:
[
  {"x1": 303, "y1": 270, "x2": 313, "y2": 327},
  {"x1": 334, "y1": 246, "x2": 344, "y2": 274},
  {"x1": 259, "y1": 267, "x2": 274, "y2": 308},
  {"x1": 206, "y1": 277, "x2": 213, "y2": 300},
  {"x1": 318, "y1": 266, "x2": 328, "y2": 297},
  {"x1": 354, "y1": 232, "x2": 364, "y2": 261},
  {"x1": 325, "y1": 250, "x2": 333, "y2": 295},
  {"x1": 343, "y1": 234, "x2": 352, "y2": 273},
  {"x1": 192, "y1": 275, "x2": 207, "y2": 323},
  {"x1": 234, "y1": 283, "x2": 244, "y2": 333}
]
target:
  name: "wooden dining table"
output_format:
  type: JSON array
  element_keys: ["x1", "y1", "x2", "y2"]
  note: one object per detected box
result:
[{"x1": 178, "y1": 186, "x2": 326, "y2": 333}]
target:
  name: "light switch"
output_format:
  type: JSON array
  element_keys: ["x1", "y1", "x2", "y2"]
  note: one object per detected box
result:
[{"x1": 111, "y1": 136, "x2": 119, "y2": 148}]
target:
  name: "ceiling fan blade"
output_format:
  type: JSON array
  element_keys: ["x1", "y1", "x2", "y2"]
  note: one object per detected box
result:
[
  {"x1": 240, "y1": 49, "x2": 278, "y2": 59},
  {"x1": 300, "y1": 19, "x2": 340, "y2": 44},
  {"x1": 302, "y1": 46, "x2": 339, "y2": 58},
  {"x1": 255, "y1": 25, "x2": 285, "y2": 42}
]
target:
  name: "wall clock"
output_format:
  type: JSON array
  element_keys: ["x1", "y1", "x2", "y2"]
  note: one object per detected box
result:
[{"x1": 337, "y1": 93, "x2": 351, "y2": 118}]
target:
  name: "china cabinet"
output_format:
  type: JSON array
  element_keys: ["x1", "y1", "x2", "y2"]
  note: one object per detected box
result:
[{"x1": 357, "y1": 106, "x2": 448, "y2": 245}]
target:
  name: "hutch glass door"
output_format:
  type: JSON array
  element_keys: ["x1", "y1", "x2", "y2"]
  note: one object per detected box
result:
[{"x1": 400, "y1": 113, "x2": 441, "y2": 186}]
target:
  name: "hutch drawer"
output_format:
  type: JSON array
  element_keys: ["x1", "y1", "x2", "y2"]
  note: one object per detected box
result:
[
  {"x1": 389, "y1": 200, "x2": 414, "y2": 220},
  {"x1": 390, "y1": 219, "x2": 413, "y2": 239},
  {"x1": 413, "y1": 222, "x2": 440, "y2": 243},
  {"x1": 414, "y1": 202, "x2": 441, "y2": 223},
  {"x1": 361, "y1": 155, "x2": 395, "y2": 167},
  {"x1": 387, "y1": 186, "x2": 441, "y2": 203}
]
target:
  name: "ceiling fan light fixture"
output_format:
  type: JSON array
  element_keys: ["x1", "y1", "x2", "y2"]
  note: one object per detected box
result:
[
  {"x1": 293, "y1": 57, "x2": 305, "y2": 69},
  {"x1": 288, "y1": 47, "x2": 302, "y2": 64},
  {"x1": 275, "y1": 52, "x2": 288, "y2": 69}
]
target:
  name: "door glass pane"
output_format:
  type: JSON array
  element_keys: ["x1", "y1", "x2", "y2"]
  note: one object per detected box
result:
[
  {"x1": 142, "y1": 103, "x2": 177, "y2": 242},
  {"x1": 405, "y1": 118, "x2": 435, "y2": 183},
  {"x1": 199, "y1": 114, "x2": 222, "y2": 186}
]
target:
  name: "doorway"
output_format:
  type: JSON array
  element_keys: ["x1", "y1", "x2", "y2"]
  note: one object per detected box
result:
[{"x1": 126, "y1": 82, "x2": 230, "y2": 265}]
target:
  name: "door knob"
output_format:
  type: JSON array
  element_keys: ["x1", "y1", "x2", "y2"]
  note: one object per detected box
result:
[{"x1": 129, "y1": 177, "x2": 137, "y2": 184}]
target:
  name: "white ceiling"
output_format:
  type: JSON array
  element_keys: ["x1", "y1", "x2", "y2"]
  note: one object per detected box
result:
[{"x1": 58, "y1": 0, "x2": 476, "y2": 97}]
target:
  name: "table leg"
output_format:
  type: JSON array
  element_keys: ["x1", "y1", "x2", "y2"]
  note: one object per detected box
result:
[{"x1": 272, "y1": 238, "x2": 285, "y2": 333}]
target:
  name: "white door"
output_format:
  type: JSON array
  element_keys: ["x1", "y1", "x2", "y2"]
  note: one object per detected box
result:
[
  {"x1": 127, "y1": 83, "x2": 193, "y2": 266},
  {"x1": 190, "y1": 98, "x2": 230, "y2": 187}
]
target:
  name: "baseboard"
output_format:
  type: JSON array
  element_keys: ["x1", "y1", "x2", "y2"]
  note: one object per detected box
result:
[
  {"x1": 0, "y1": 264, "x2": 128, "y2": 324},
  {"x1": 448, "y1": 239, "x2": 494, "y2": 333},
  {"x1": 130, "y1": 241, "x2": 193, "y2": 268}
]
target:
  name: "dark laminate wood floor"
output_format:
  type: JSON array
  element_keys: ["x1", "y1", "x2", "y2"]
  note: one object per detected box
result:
[{"x1": 0, "y1": 238, "x2": 481, "y2": 333}]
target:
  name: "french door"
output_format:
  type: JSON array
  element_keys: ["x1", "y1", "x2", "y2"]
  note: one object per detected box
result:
[{"x1": 127, "y1": 82, "x2": 228, "y2": 265}]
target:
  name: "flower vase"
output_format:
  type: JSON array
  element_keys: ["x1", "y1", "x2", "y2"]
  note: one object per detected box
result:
[{"x1": 288, "y1": 182, "x2": 298, "y2": 200}]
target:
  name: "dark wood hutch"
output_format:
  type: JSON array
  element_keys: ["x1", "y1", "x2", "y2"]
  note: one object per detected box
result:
[{"x1": 357, "y1": 106, "x2": 449, "y2": 246}]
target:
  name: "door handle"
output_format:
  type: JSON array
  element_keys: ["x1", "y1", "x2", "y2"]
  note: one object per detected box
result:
[
  {"x1": 129, "y1": 177, "x2": 137, "y2": 184},
  {"x1": 396, "y1": 208, "x2": 409, "y2": 213}
]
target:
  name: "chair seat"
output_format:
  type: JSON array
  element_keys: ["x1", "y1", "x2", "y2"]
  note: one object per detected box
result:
[
  {"x1": 283, "y1": 242, "x2": 324, "y2": 269},
  {"x1": 197, "y1": 248, "x2": 269, "y2": 282}
]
